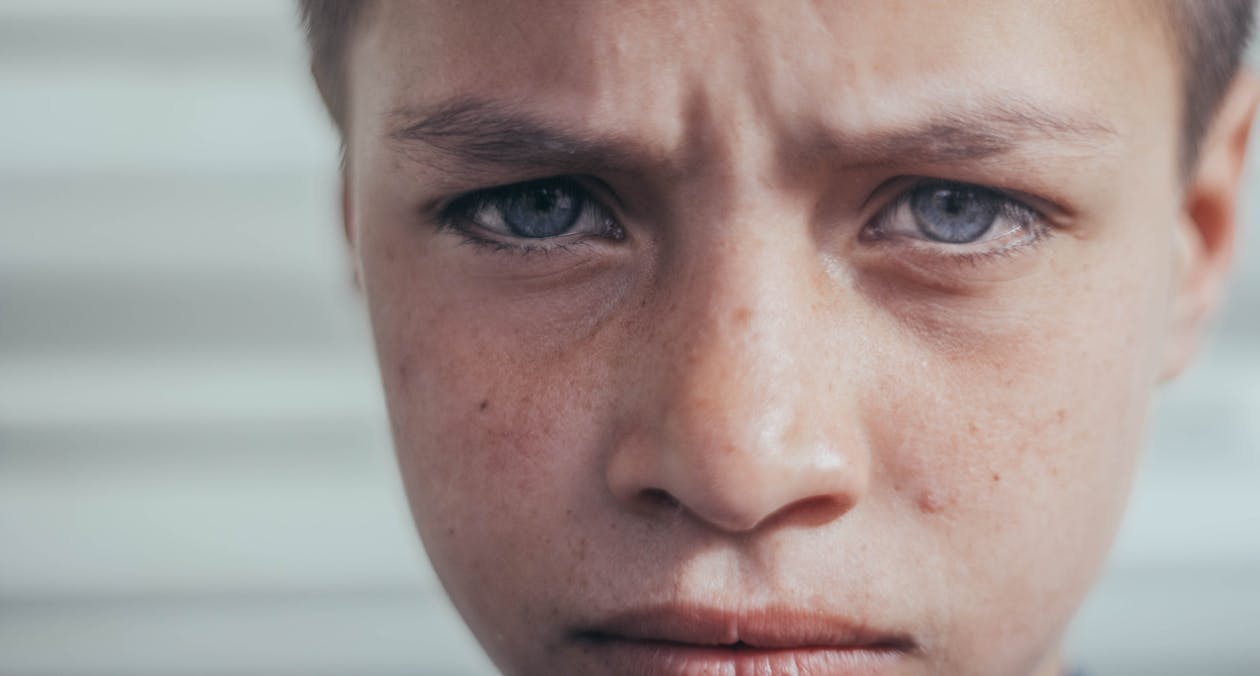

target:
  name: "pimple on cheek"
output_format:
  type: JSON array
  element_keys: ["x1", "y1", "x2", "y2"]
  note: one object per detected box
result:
[
  {"x1": 916, "y1": 487, "x2": 956, "y2": 515},
  {"x1": 905, "y1": 460, "x2": 1010, "y2": 516}
]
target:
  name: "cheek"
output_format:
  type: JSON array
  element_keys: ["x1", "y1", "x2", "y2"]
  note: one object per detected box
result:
[
  {"x1": 864, "y1": 238, "x2": 1169, "y2": 664},
  {"x1": 359, "y1": 232, "x2": 629, "y2": 626},
  {"x1": 374, "y1": 295, "x2": 599, "y2": 531}
]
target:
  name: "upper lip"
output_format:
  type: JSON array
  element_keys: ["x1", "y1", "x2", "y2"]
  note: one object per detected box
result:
[{"x1": 572, "y1": 603, "x2": 917, "y2": 652}]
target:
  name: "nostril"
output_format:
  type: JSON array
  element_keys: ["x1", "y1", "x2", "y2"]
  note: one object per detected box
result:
[
  {"x1": 759, "y1": 494, "x2": 853, "y2": 529},
  {"x1": 639, "y1": 488, "x2": 681, "y2": 510}
]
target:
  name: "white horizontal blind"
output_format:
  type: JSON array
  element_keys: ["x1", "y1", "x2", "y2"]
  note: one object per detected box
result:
[
  {"x1": 0, "y1": 3, "x2": 492, "y2": 674},
  {"x1": 1, "y1": 3, "x2": 1258, "y2": 675}
]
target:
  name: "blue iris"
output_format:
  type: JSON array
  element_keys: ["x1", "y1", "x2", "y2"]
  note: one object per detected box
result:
[
  {"x1": 499, "y1": 180, "x2": 584, "y2": 238},
  {"x1": 909, "y1": 183, "x2": 1000, "y2": 243}
]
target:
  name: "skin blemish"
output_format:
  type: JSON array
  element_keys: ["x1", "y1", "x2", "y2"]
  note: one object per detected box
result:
[
  {"x1": 393, "y1": 360, "x2": 416, "y2": 396},
  {"x1": 916, "y1": 487, "x2": 954, "y2": 515}
]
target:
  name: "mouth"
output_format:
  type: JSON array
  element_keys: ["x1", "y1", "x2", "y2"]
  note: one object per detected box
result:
[{"x1": 571, "y1": 604, "x2": 917, "y2": 675}]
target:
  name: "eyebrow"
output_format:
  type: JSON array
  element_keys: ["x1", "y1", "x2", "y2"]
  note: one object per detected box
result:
[
  {"x1": 388, "y1": 99, "x2": 660, "y2": 177},
  {"x1": 386, "y1": 96, "x2": 1119, "y2": 177},
  {"x1": 823, "y1": 96, "x2": 1120, "y2": 169}
]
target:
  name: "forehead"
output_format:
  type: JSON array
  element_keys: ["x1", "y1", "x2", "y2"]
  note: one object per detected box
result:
[{"x1": 349, "y1": 1, "x2": 1175, "y2": 164}]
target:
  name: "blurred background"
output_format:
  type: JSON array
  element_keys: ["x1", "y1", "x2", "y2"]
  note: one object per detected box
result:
[{"x1": 1, "y1": 2, "x2": 1258, "y2": 674}]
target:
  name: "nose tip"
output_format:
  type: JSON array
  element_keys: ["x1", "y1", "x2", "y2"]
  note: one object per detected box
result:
[{"x1": 606, "y1": 405, "x2": 870, "y2": 534}]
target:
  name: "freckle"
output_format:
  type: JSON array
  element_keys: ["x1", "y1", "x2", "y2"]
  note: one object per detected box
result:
[
  {"x1": 968, "y1": 421, "x2": 979, "y2": 435},
  {"x1": 992, "y1": 473, "x2": 1001, "y2": 482},
  {"x1": 1056, "y1": 408, "x2": 1067, "y2": 423},
  {"x1": 398, "y1": 364, "x2": 409, "y2": 380},
  {"x1": 733, "y1": 306, "x2": 752, "y2": 324},
  {"x1": 479, "y1": 399, "x2": 490, "y2": 412},
  {"x1": 447, "y1": 527, "x2": 456, "y2": 537}
]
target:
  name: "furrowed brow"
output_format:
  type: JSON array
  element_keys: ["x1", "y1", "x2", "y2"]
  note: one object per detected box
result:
[
  {"x1": 388, "y1": 96, "x2": 1119, "y2": 177},
  {"x1": 387, "y1": 99, "x2": 654, "y2": 175}
]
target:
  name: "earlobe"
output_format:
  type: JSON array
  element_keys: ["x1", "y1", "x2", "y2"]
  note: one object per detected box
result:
[{"x1": 1162, "y1": 72, "x2": 1260, "y2": 382}]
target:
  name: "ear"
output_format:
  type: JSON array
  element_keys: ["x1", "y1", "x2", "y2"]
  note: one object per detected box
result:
[
  {"x1": 1162, "y1": 72, "x2": 1260, "y2": 382},
  {"x1": 341, "y1": 159, "x2": 363, "y2": 292}
]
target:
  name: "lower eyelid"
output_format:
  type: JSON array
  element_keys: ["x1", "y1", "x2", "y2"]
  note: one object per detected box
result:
[
  {"x1": 441, "y1": 199, "x2": 625, "y2": 257},
  {"x1": 884, "y1": 232, "x2": 1050, "y2": 275}
]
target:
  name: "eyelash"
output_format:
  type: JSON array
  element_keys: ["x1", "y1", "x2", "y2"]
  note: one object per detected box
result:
[
  {"x1": 437, "y1": 178, "x2": 622, "y2": 257},
  {"x1": 861, "y1": 179, "x2": 1052, "y2": 265},
  {"x1": 436, "y1": 176, "x2": 1051, "y2": 262}
]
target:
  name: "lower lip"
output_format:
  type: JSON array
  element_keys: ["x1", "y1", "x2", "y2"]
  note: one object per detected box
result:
[{"x1": 579, "y1": 639, "x2": 908, "y2": 675}]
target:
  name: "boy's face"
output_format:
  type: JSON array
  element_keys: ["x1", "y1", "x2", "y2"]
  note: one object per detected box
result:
[{"x1": 341, "y1": 2, "x2": 1250, "y2": 674}]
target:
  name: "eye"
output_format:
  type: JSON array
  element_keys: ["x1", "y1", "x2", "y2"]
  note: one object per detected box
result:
[
  {"x1": 863, "y1": 180, "x2": 1044, "y2": 254},
  {"x1": 440, "y1": 177, "x2": 622, "y2": 248}
]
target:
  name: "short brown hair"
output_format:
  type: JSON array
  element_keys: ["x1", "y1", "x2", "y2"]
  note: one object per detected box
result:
[
  {"x1": 1168, "y1": 0, "x2": 1257, "y2": 168},
  {"x1": 298, "y1": 0, "x2": 1255, "y2": 170}
]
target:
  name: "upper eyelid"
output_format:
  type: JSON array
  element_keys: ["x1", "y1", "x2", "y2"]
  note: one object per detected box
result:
[
  {"x1": 865, "y1": 178, "x2": 1042, "y2": 226},
  {"x1": 442, "y1": 175, "x2": 616, "y2": 211}
]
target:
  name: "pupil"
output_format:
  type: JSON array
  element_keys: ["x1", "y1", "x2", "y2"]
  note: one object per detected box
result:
[
  {"x1": 530, "y1": 190, "x2": 556, "y2": 212},
  {"x1": 909, "y1": 184, "x2": 999, "y2": 244},
  {"x1": 502, "y1": 182, "x2": 582, "y2": 238}
]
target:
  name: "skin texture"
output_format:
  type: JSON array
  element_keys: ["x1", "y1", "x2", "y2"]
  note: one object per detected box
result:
[{"x1": 338, "y1": 2, "x2": 1259, "y2": 674}]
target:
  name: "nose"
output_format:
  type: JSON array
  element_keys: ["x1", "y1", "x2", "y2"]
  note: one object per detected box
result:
[{"x1": 606, "y1": 225, "x2": 872, "y2": 534}]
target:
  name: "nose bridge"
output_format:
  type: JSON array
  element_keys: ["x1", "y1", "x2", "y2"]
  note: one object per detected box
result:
[
  {"x1": 667, "y1": 229, "x2": 805, "y2": 452},
  {"x1": 609, "y1": 206, "x2": 870, "y2": 533}
]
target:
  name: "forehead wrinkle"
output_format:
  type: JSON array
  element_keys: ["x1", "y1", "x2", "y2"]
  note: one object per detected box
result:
[{"x1": 385, "y1": 97, "x2": 675, "y2": 179}]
